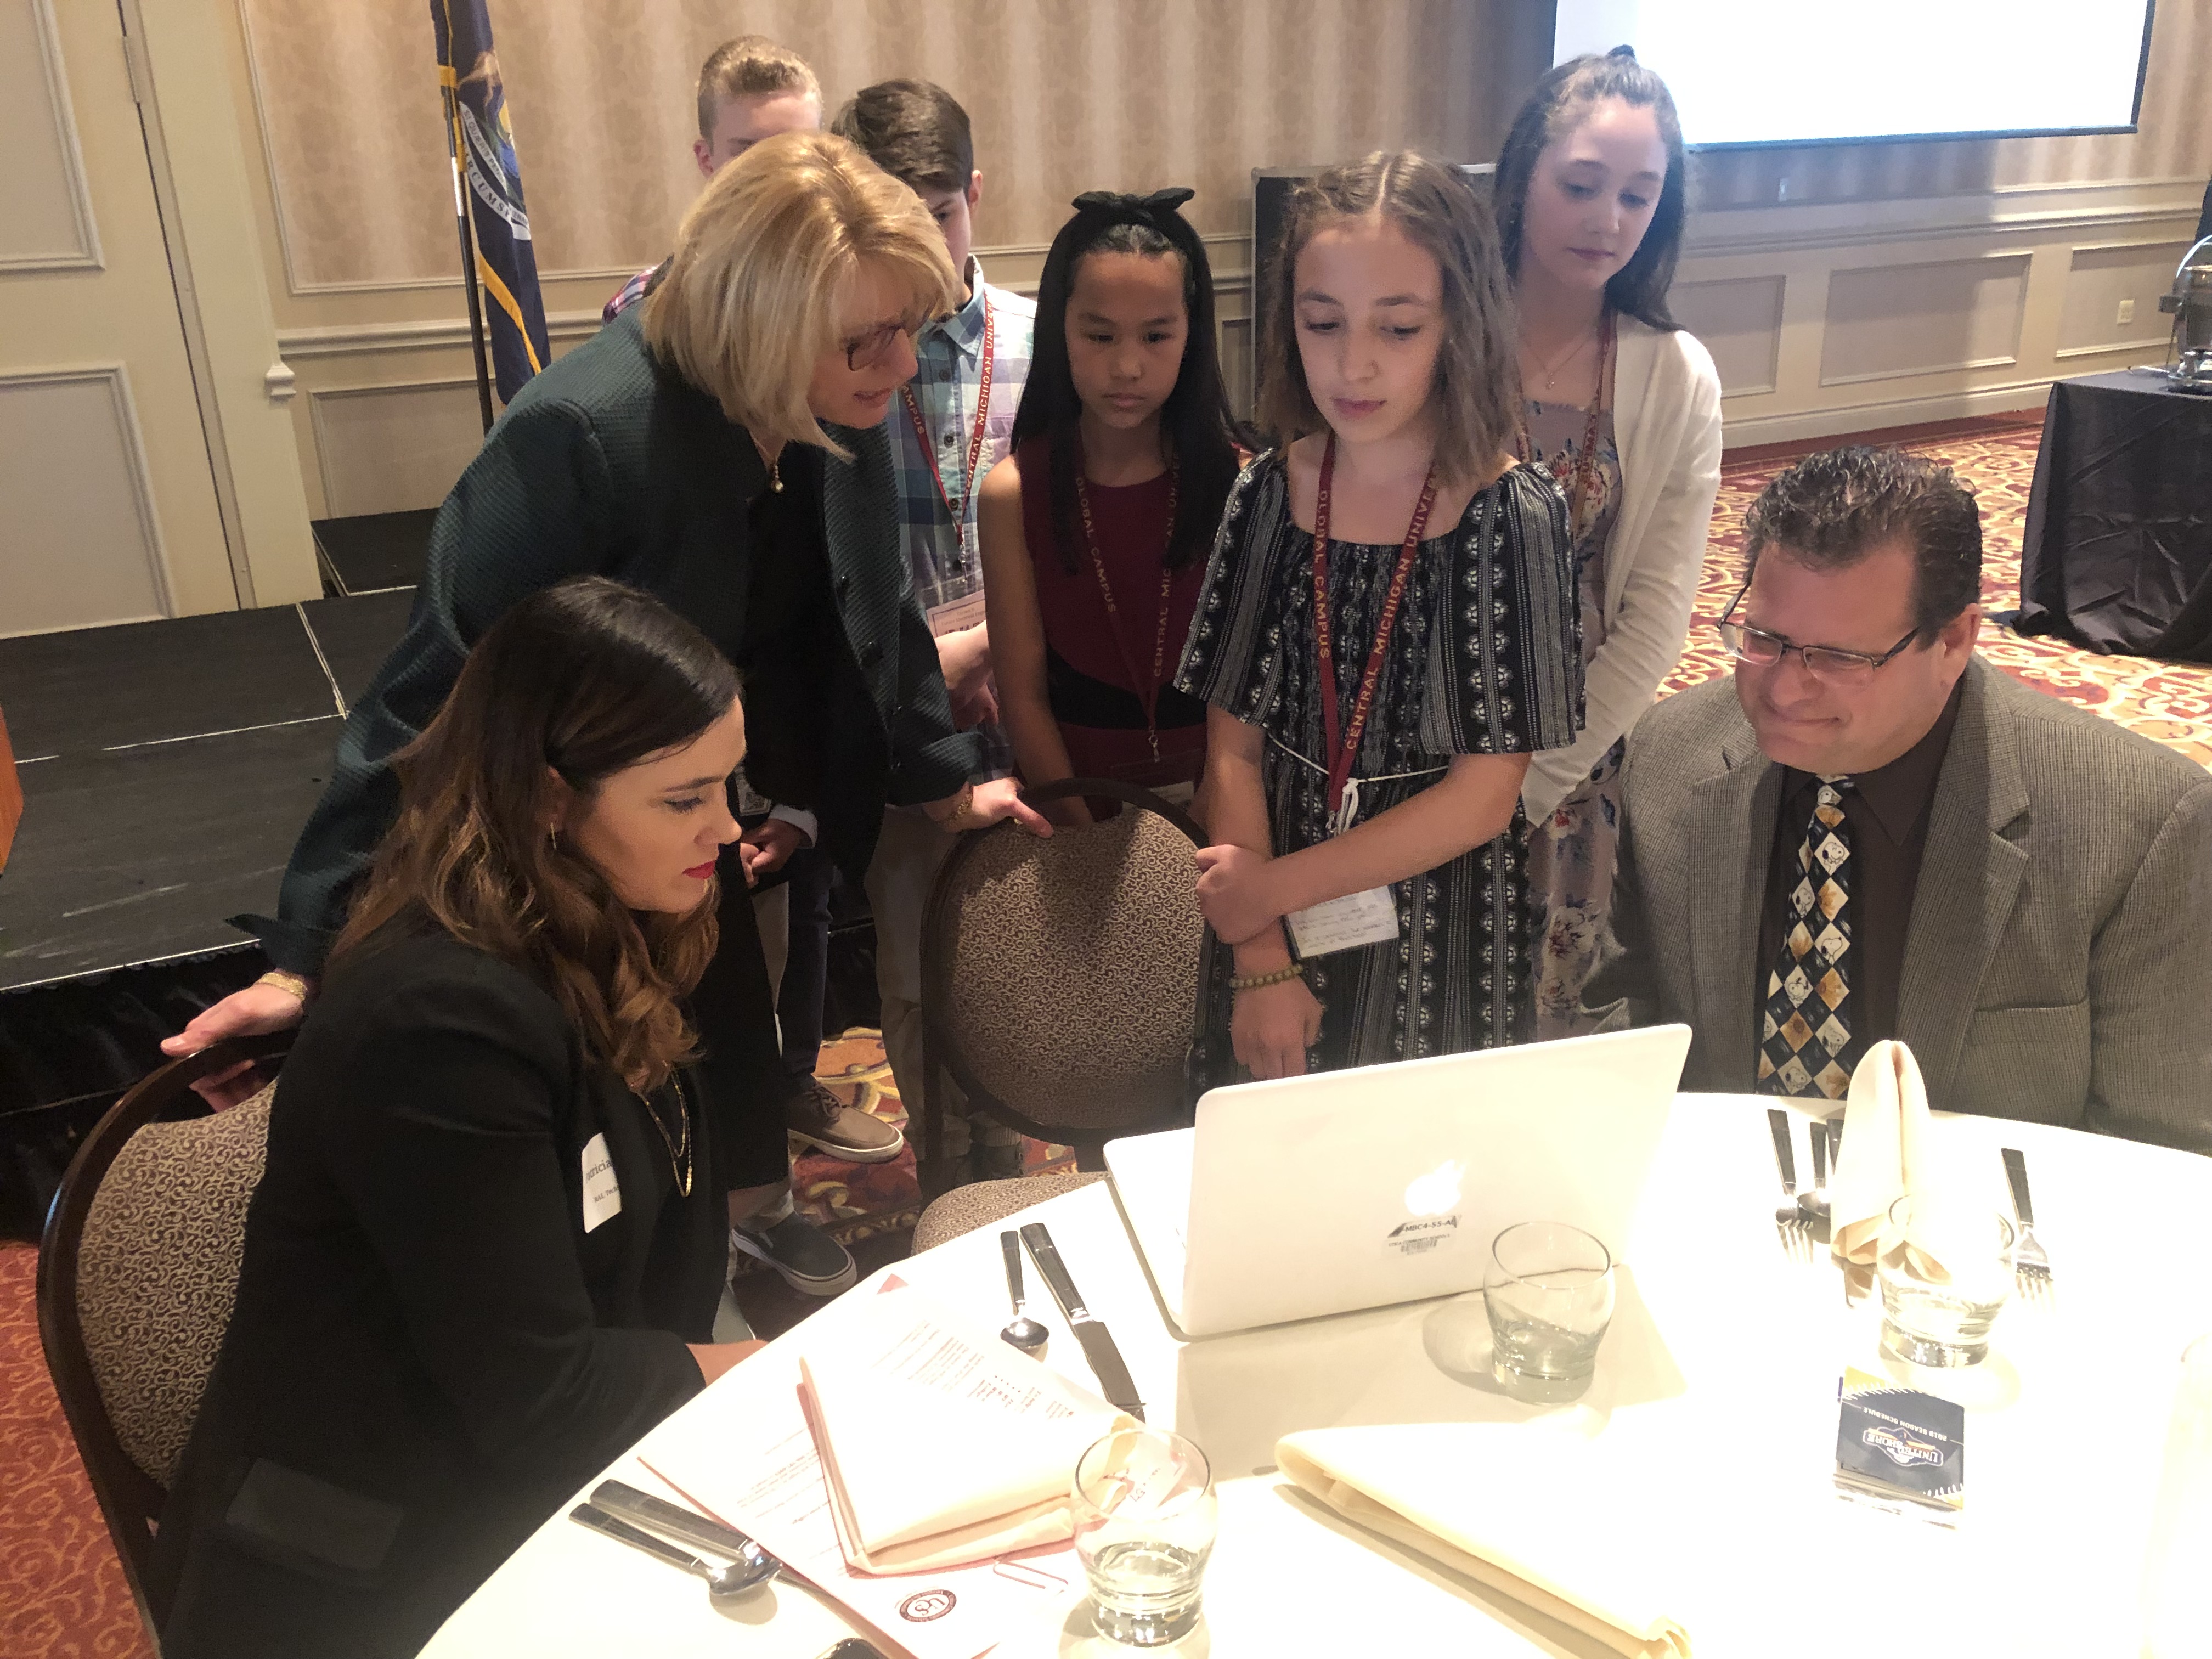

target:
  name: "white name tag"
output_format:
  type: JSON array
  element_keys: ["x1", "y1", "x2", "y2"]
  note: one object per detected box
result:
[
  {"x1": 1284, "y1": 885, "x2": 1399, "y2": 957},
  {"x1": 580, "y1": 1133, "x2": 621, "y2": 1233},
  {"x1": 926, "y1": 590, "x2": 986, "y2": 636}
]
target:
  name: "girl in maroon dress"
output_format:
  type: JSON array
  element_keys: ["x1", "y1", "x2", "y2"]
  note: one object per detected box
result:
[{"x1": 977, "y1": 188, "x2": 1241, "y2": 825}]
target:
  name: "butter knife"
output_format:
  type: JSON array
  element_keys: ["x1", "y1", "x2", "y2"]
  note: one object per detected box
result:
[
  {"x1": 590, "y1": 1480, "x2": 773, "y2": 1566},
  {"x1": 1019, "y1": 1222, "x2": 1145, "y2": 1420}
]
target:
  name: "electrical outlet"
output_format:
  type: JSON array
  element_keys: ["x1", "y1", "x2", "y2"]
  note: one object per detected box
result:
[{"x1": 2118, "y1": 298, "x2": 2137, "y2": 325}]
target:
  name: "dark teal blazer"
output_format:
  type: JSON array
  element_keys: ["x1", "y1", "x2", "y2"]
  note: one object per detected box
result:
[{"x1": 253, "y1": 307, "x2": 982, "y2": 975}]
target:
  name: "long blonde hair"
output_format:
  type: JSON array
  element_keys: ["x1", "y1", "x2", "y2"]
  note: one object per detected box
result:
[
  {"x1": 1255, "y1": 151, "x2": 1520, "y2": 486},
  {"x1": 644, "y1": 130, "x2": 956, "y2": 458}
]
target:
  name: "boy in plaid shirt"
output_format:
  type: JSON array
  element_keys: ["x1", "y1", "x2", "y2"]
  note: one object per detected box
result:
[{"x1": 832, "y1": 80, "x2": 1038, "y2": 1180}]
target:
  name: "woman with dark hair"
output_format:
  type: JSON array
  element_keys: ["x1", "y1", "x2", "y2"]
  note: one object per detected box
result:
[
  {"x1": 977, "y1": 188, "x2": 1241, "y2": 825},
  {"x1": 153, "y1": 579, "x2": 764, "y2": 1658},
  {"x1": 1492, "y1": 47, "x2": 1724, "y2": 1036}
]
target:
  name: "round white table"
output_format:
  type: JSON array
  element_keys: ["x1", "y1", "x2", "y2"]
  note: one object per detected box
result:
[{"x1": 421, "y1": 1094, "x2": 2212, "y2": 1658}]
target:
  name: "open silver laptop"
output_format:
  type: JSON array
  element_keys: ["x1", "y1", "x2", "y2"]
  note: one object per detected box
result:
[{"x1": 1105, "y1": 1025, "x2": 1692, "y2": 1337}]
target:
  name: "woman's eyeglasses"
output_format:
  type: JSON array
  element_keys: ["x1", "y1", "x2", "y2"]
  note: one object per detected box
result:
[
  {"x1": 841, "y1": 315, "x2": 926, "y2": 371},
  {"x1": 1716, "y1": 585, "x2": 1920, "y2": 684}
]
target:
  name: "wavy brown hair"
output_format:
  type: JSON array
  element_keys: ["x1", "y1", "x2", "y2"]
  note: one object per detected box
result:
[
  {"x1": 332, "y1": 578, "x2": 741, "y2": 1094},
  {"x1": 1255, "y1": 150, "x2": 1519, "y2": 487}
]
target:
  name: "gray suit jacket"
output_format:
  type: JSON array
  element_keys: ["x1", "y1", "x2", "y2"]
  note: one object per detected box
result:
[{"x1": 1590, "y1": 657, "x2": 2212, "y2": 1150}]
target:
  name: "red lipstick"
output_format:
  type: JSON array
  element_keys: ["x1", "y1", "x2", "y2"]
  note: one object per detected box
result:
[{"x1": 684, "y1": 860, "x2": 718, "y2": 880}]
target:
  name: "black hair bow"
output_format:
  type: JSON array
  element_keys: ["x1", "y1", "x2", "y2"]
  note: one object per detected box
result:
[{"x1": 1070, "y1": 187, "x2": 1196, "y2": 222}]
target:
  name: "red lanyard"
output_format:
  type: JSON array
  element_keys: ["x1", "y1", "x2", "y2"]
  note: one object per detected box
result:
[
  {"x1": 900, "y1": 297, "x2": 995, "y2": 565},
  {"x1": 1075, "y1": 463, "x2": 1181, "y2": 762},
  {"x1": 1515, "y1": 308, "x2": 1615, "y2": 544},
  {"x1": 1311, "y1": 432, "x2": 1440, "y2": 824}
]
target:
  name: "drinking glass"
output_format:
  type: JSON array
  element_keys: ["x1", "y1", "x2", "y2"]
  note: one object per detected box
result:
[
  {"x1": 1875, "y1": 1194, "x2": 2014, "y2": 1367},
  {"x1": 2144, "y1": 1335, "x2": 2212, "y2": 1656},
  {"x1": 1483, "y1": 1221, "x2": 1617, "y2": 1403},
  {"x1": 1070, "y1": 1428, "x2": 1216, "y2": 1646}
]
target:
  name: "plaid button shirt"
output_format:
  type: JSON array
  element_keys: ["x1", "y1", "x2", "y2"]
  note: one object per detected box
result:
[
  {"x1": 890, "y1": 261, "x2": 1034, "y2": 778},
  {"x1": 891, "y1": 262, "x2": 1034, "y2": 613}
]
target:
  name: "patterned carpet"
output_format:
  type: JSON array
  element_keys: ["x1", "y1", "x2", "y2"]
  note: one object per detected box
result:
[{"x1": 5, "y1": 416, "x2": 2209, "y2": 1659}]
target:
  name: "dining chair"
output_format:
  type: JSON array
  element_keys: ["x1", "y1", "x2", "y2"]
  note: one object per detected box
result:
[
  {"x1": 36, "y1": 1033, "x2": 291, "y2": 1630},
  {"x1": 915, "y1": 777, "x2": 1206, "y2": 1205}
]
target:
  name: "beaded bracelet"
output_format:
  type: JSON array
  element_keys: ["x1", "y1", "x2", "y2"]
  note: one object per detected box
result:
[
  {"x1": 1227, "y1": 962, "x2": 1306, "y2": 993},
  {"x1": 256, "y1": 970, "x2": 311, "y2": 1002}
]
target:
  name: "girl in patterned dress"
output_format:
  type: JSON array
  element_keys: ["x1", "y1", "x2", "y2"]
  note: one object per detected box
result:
[
  {"x1": 1492, "y1": 49, "x2": 1724, "y2": 1036},
  {"x1": 1175, "y1": 152, "x2": 1584, "y2": 1085}
]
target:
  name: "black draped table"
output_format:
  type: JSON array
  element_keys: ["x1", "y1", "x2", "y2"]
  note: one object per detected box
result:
[{"x1": 2015, "y1": 369, "x2": 2212, "y2": 663}]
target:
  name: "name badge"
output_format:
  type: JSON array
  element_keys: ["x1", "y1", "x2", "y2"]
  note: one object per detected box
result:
[
  {"x1": 580, "y1": 1133, "x2": 621, "y2": 1233},
  {"x1": 926, "y1": 591, "x2": 986, "y2": 637},
  {"x1": 1284, "y1": 885, "x2": 1398, "y2": 957}
]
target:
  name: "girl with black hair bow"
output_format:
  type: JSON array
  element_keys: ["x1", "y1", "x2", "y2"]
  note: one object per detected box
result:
[{"x1": 977, "y1": 188, "x2": 1242, "y2": 826}]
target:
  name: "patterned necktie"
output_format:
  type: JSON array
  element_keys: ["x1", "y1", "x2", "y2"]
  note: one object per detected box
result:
[{"x1": 1756, "y1": 778, "x2": 1855, "y2": 1100}]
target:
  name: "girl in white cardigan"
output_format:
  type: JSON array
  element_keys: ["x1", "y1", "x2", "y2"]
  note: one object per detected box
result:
[{"x1": 1494, "y1": 48, "x2": 1725, "y2": 1037}]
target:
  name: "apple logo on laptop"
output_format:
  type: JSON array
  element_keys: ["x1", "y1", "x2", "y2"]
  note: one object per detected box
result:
[{"x1": 1404, "y1": 1159, "x2": 1465, "y2": 1217}]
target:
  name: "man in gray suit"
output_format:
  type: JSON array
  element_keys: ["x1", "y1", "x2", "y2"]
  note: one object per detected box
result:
[{"x1": 1592, "y1": 446, "x2": 2212, "y2": 1149}]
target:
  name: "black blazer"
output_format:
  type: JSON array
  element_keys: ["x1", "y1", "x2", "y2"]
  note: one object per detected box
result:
[
  {"x1": 151, "y1": 929, "x2": 724, "y2": 1659},
  {"x1": 251, "y1": 307, "x2": 984, "y2": 978}
]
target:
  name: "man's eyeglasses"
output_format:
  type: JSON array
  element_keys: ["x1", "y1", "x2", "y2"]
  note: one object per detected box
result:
[
  {"x1": 1716, "y1": 585, "x2": 1920, "y2": 684},
  {"x1": 841, "y1": 315, "x2": 926, "y2": 372}
]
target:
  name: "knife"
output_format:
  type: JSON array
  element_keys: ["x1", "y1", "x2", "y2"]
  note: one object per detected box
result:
[
  {"x1": 1019, "y1": 1222, "x2": 1145, "y2": 1420},
  {"x1": 590, "y1": 1480, "x2": 770, "y2": 1563}
]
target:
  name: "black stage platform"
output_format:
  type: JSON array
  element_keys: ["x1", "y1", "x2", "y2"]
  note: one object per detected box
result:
[
  {"x1": 312, "y1": 508, "x2": 437, "y2": 596},
  {"x1": 0, "y1": 591, "x2": 414, "y2": 1232}
]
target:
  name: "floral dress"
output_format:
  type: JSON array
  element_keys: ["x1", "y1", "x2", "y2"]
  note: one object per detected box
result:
[
  {"x1": 1173, "y1": 451, "x2": 1583, "y2": 1086},
  {"x1": 1519, "y1": 398, "x2": 1624, "y2": 1039}
]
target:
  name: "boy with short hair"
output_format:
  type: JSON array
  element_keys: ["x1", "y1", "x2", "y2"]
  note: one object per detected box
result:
[
  {"x1": 600, "y1": 36, "x2": 821, "y2": 321},
  {"x1": 831, "y1": 80, "x2": 1038, "y2": 1181}
]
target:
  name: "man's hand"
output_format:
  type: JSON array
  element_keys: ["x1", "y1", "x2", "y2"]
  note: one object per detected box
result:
[
  {"x1": 1231, "y1": 974, "x2": 1322, "y2": 1080},
  {"x1": 738, "y1": 818, "x2": 810, "y2": 887},
  {"x1": 936, "y1": 623, "x2": 992, "y2": 703},
  {"x1": 1195, "y1": 843, "x2": 1285, "y2": 946}
]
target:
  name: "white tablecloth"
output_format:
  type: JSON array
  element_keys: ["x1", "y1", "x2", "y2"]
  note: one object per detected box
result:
[{"x1": 421, "y1": 1094, "x2": 2212, "y2": 1658}]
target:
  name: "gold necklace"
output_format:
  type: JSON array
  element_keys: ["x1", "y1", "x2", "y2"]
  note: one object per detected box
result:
[
  {"x1": 1525, "y1": 321, "x2": 1599, "y2": 391},
  {"x1": 635, "y1": 1073, "x2": 693, "y2": 1197}
]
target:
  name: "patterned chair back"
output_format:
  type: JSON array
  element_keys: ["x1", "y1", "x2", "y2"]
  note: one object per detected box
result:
[
  {"x1": 77, "y1": 1081, "x2": 274, "y2": 1486},
  {"x1": 924, "y1": 786, "x2": 1204, "y2": 1144}
]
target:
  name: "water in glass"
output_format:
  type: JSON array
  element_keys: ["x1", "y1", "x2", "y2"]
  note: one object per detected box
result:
[
  {"x1": 1484, "y1": 1221, "x2": 1616, "y2": 1404},
  {"x1": 1072, "y1": 1429, "x2": 1216, "y2": 1647}
]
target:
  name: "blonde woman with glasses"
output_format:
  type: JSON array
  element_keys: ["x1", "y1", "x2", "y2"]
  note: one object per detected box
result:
[{"x1": 165, "y1": 132, "x2": 1047, "y2": 1295}]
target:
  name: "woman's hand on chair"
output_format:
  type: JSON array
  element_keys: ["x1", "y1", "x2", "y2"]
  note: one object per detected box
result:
[
  {"x1": 929, "y1": 777, "x2": 1053, "y2": 837},
  {"x1": 162, "y1": 979, "x2": 312, "y2": 1058},
  {"x1": 1232, "y1": 975, "x2": 1322, "y2": 1080},
  {"x1": 1194, "y1": 843, "x2": 1283, "y2": 945}
]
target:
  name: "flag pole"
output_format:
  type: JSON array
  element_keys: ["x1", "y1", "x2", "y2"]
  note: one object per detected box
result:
[{"x1": 442, "y1": 83, "x2": 496, "y2": 435}]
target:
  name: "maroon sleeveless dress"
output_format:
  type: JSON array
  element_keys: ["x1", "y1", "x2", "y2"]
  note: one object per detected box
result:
[{"x1": 1016, "y1": 436, "x2": 1209, "y2": 801}]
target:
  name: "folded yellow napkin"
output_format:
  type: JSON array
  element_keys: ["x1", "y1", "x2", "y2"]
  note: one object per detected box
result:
[
  {"x1": 1277, "y1": 1427, "x2": 1691, "y2": 1657},
  {"x1": 1828, "y1": 1039, "x2": 1933, "y2": 1266},
  {"x1": 797, "y1": 1286, "x2": 1131, "y2": 1574}
]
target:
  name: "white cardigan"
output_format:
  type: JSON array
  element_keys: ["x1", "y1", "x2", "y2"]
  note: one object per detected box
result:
[{"x1": 1520, "y1": 314, "x2": 1724, "y2": 825}]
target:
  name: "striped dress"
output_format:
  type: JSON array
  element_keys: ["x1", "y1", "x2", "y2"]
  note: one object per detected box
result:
[{"x1": 1173, "y1": 450, "x2": 1583, "y2": 1083}]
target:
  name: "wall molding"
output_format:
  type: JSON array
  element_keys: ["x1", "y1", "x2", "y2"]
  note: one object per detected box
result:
[
  {"x1": 1, "y1": 0, "x2": 104, "y2": 274},
  {"x1": 279, "y1": 309, "x2": 606, "y2": 358},
  {"x1": 0, "y1": 363, "x2": 173, "y2": 616},
  {"x1": 1683, "y1": 176, "x2": 2204, "y2": 263},
  {"x1": 1719, "y1": 375, "x2": 2056, "y2": 447},
  {"x1": 305, "y1": 374, "x2": 478, "y2": 516}
]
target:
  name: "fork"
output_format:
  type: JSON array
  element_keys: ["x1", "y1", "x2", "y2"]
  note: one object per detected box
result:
[
  {"x1": 1767, "y1": 1108, "x2": 1812, "y2": 1261},
  {"x1": 2002, "y1": 1147, "x2": 2054, "y2": 1304}
]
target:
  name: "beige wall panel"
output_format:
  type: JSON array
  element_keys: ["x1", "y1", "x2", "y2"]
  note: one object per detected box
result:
[
  {"x1": 2056, "y1": 240, "x2": 2194, "y2": 359},
  {"x1": 0, "y1": 370, "x2": 169, "y2": 636},
  {"x1": 1819, "y1": 254, "x2": 2031, "y2": 386},
  {"x1": 0, "y1": 0, "x2": 100, "y2": 270},
  {"x1": 1669, "y1": 275, "x2": 1785, "y2": 396},
  {"x1": 236, "y1": 0, "x2": 1548, "y2": 292},
  {"x1": 310, "y1": 380, "x2": 488, "y2": 517}
]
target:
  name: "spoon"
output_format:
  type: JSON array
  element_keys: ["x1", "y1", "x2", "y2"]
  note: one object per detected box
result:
[
  {"x1": 570, "y1": 1502, "x2": 777, "y2": 1601},
  {"x1": 1000, "y1": 1228, "x2": 1049, "y2": 1356}
]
